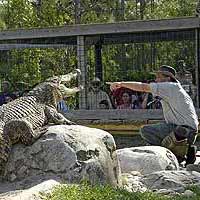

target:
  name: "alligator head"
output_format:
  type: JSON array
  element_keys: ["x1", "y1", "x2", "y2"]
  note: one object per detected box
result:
[{"x1": 27, "y1": 69, "x2": 82, "y2": 108}]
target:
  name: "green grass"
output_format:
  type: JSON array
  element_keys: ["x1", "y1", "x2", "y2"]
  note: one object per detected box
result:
[{"x1": 41, "y1": 184, "x2": 200, "y2": 200}]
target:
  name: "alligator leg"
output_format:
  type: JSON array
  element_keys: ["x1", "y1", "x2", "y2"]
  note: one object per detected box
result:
[
  {"x1": 3, "y1": 119, "x2": 46, "y2": 146},
  {"x1": 0, "y1": 119, "x2": 36, "y2": 175},
  {"x1": 0, "y1": 132, "x2": 11, "y2": 175},
  {"x1": 45, "y1": 106, "x2": 76, "y2": 125}
]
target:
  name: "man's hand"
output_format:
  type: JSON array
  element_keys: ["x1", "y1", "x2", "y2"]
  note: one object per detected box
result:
[{"x1": 106, "y1": 82, "x2": 122, "y2": 91}]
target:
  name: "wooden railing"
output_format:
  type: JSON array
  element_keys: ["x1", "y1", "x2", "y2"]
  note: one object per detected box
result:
[{"x1": 65, "y1": 109, "x2": 200, "y2": 134}]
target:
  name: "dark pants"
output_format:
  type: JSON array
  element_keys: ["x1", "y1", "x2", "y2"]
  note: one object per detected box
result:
[{"x1": 140, "y1": 122, "x2": 197, "y2": 146}]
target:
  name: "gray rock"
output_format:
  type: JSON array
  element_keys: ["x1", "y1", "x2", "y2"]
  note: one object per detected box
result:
[
  {"x1": 1, "y1": 125, "x2": 121, "y2": 189},
  {"x1": 142, "y1": 170, "x2": 200, "y2": 190},
  {"x1": 117, "y1": 146, "x2": 179, "y2": 174},
  {"x1": 121, "y1": 172, "x2": 147, "y2": 192},
  {"x1": 0, "y1": 179, "x2": 60, "y2": 200},
  {"x1": 122, "y1": 170, "x2": 200, "y2": 195}
]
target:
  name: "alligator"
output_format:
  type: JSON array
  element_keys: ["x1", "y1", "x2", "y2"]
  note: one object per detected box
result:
[{"x1": 0, "y1": 69, "x2": 81, "y2": 174}]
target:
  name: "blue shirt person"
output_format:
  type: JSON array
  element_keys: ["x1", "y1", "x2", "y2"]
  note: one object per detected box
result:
[{"x1": 0, "y1": 81, "x2": 16, "y2": 106}]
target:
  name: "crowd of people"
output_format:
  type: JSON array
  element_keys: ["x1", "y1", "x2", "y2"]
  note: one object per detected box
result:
[
  {"x1": 0, "y1": 77, "x2": 166, "y2": 111},
  {"x1": 112, "y1": 88, "x2": 162, "y2": 110},
  {"x1": 0, "y1": 67, "x2": 194, "y2": 113},
  {"x1": 86, "y1": 77, "x2": 162, "y2": 110}
]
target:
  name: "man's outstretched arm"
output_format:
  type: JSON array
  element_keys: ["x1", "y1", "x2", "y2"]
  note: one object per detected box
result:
[{"x1": 107, "y1": 81, "x2": 152, "y2": 93}]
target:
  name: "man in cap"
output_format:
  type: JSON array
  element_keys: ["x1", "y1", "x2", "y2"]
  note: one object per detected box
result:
[
  {"x1": 107, "y1": 65, "x2": 198, "y2": 165},
  {"x1": 87, "y1": 77, "x2": 112, "y2": 110}
]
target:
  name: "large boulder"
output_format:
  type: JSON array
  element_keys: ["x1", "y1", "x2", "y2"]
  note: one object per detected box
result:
[
  {"x1": 117, "y1": 146, "x2": 179, "y2": 175},
  {"x1": 2, "y1": 125, "x2": 121, "y2": 188}
]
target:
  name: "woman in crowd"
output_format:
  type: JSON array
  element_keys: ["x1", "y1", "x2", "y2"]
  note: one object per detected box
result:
[{"x1": 117, "y1": 91, "x2": 134, "y2": 109}]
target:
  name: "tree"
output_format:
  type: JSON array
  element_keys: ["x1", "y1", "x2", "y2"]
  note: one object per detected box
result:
[{"x1": 0, "y1": 0, "x2": 197, "y2": 89}]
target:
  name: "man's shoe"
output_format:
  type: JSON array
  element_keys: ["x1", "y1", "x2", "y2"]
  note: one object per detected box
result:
[{"x1": 185, "y1": 145, "x2": 197, "y2": 165}]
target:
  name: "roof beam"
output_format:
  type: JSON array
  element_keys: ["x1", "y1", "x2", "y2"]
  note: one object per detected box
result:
[{"x1": 0, "y1": 17, "x2": 199, "y2": 41}]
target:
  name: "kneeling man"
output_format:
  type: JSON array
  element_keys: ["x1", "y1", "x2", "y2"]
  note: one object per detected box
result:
[{"x1": 108, "y1": 65, "x2": 198, "y2": 165}]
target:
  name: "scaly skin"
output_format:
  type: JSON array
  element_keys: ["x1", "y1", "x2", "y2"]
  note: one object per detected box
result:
[{"x1": 0, "y1": 69, "x2": 81, "y2": 175}]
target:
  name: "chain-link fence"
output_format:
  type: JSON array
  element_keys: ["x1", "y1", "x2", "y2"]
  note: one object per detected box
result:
[
  {"x1": 0, "y1": 28, "x2": 198, "y2": 110},
  {"x1": 85, "y1": 29, "x2": 197, "y2": 110},
  {"x1": 0, "y1": 1, "x2": 199, "y2": 111}
]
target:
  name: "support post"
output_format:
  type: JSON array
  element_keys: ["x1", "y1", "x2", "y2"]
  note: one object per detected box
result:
[
  {"x1": 195, "y1": 28, "x2": 200, "y2": 108},
  {"x1": 74, "y1": 0, "x2": 81, "y2": 24},
  {"x1": 77, "y1": 36, "x2": 87, "y2": 109},
  {"x1": 95, "y1": 43, "x2": 103, "y2": 81}
]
